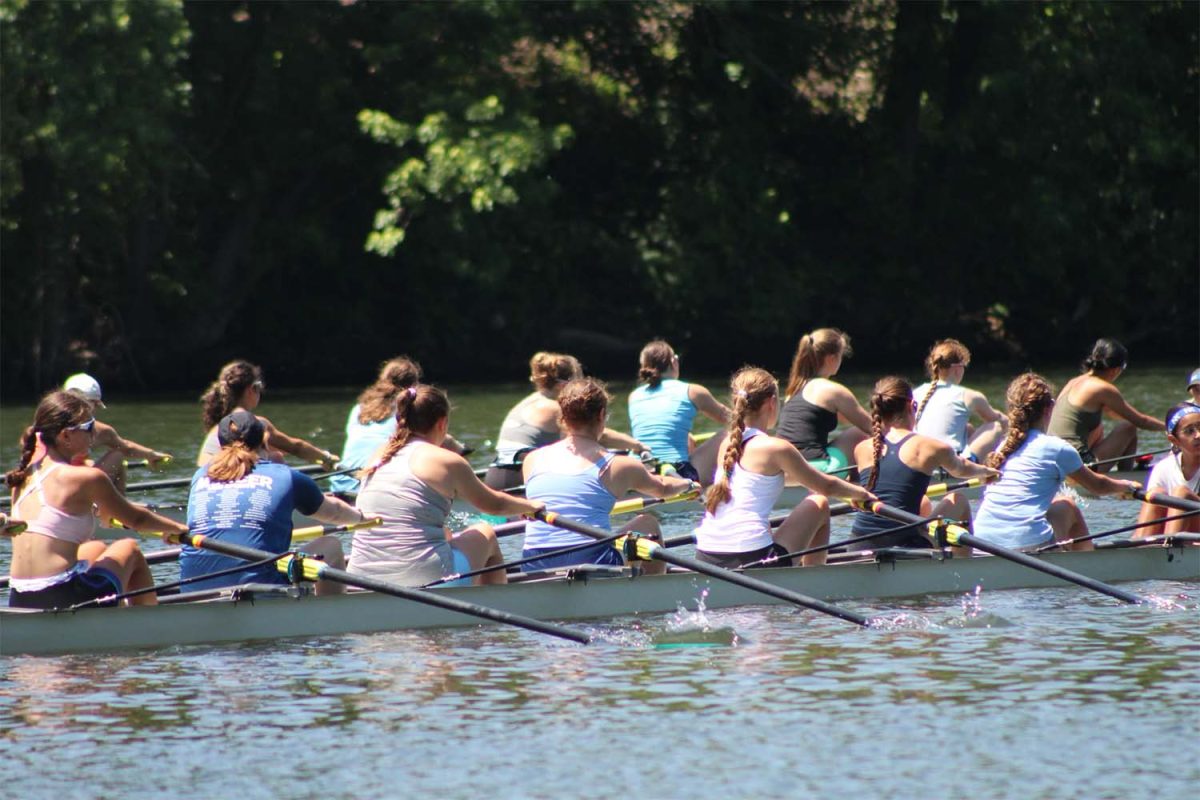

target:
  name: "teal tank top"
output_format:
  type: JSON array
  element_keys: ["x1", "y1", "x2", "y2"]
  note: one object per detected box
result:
[{"x1": 628, "y1": 379, "x2": 696, "y2": 463}]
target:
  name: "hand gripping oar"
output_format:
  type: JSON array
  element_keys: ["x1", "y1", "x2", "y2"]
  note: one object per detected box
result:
[
  {"x1": 1132, "y1": 487, "x2": 1200, "y2": 514},
  {"x1": 853, "y1": 500, "x2": 1149, "y2": 604},
  {"x1": 531, "y1": 509, "x2": 869, "y2": 626},
  {"x1": 160, "y1": 530, "x2": 591, "y2": 644}
]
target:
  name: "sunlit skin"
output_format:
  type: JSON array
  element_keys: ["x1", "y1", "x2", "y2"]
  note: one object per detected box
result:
[{"x1": 1134, "y1": 411, "x2": 1200, "y2": 538}]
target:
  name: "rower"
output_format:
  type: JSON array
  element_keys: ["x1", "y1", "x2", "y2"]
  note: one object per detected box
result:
[
  {"x1": 912, "y1": 340, "x2": 1008, "y2": 461},
  {"x1": 182, "y1": 411, "x2": 360, "y2": 594},
  {"x1": 349, "y1": 385, "x2": 544, "y2": 586},
  {"x1": 330, "y1": 356, "x2": 469, "y2": 498},
  {"x1": 973, "y1": 373, "x2": 1143, "y2": 551},
  {"x1": 849, "y1": 376, "x2": 999, "y2": 552},
  {"x1": 1187, "y1": 368, "x2": 1200, "y2": 404},
  {"x1": 1133, "y1": 402, "x2": 1200, "y2": 538},
  {"x1": 483, "y1": 352, "x2": 647, "y2": 490},
  {"x1": 5, "y1": 391, "x2": 187, "y2": 609},
  {"x1": 520, "y1": 378, "x2": 693, "y2": 573},
  {"x1": 627, "y1": 339, "x2": 730, "y2": 484},
  {"x1": 695, "y1": 367, "x2": 877, "y2": 568},
  {"x1": 59, "y1": 373, "x2": 173, "y2": 493},
  {"x1": 776, "y1": 328, "x2": 871, "y2": 475},
  {"x1": 196, "y1": 360, "x2": 339, "y2": 468},
  {"x1": 1046, "y1": 338, "x2": 1164, "y2": 471}
]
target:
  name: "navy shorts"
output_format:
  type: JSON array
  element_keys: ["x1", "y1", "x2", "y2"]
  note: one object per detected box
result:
[
  {"x1": 520, "y1": 542, "x2": 625, "y2": 572},
  {"x1": 8, "y1": 563, "x2": 122, "y2": 609}
]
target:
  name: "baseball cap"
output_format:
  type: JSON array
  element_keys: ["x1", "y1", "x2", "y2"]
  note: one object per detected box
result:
[
  {"x1": 217, "y1": 410, "x2": 265, "y2": 449},
  {"x1": 1188, "y1": 368, "x2": 1200, "y2": 390},
  {"x1": 63, "y1": 373, "x2": 106, "y2": 408}
]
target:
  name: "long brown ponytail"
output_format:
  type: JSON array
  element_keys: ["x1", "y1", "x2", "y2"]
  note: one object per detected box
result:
[
  {"x1": 914, "y1": 339, "x2": 970, "y2": 423},
  {"x1": 362, "y1": 385, "x2": 451, "y2": 480},
  {"x1": 865, "y1": 376, "x2": 914, "y2": 492},
  {"x1": 201, "y1": 360, "x2": 262, "y2": 429},
  {"x1": 705, "y1": 367, "x2": 778, "y2": 514},
  {"x1": 986, "y1": 373, "x2": 1055, "y2": 470},
  {"x1": 785, "y1": 328, "x2": 851, "y2": 399},
  {"x1": 357, "y1": 356, "x2": 422, "y2": 424},
  {"x1": 5, "y1": 391, "x2": 92, "y2": 493}
]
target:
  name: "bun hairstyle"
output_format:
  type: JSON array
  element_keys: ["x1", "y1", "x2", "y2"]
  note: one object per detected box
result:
[
  {"x1": 1082, "y1": 338, "x2": 1128, "y2": 374},
  {"x1": 986, "y1": 373, "x2": 1056, "y2": 470},
  {"x1": 5, "y1": 391, "x2": 93, "y2": 493},
  {"x1": 866, "y1": 376, "x2": 914, "y2": 492},
  {"x1": 363, "y1": 385, "x2": 451, "y2": 480},
  {"x1": 785, "y1": 328, "x2": 851, "y2": 398},
  {"x1": 530, "y1": 352, "x2": 582, "y2": 393},
  {"x1": 914, "y1": 339, "x2": 971, "y2": 422},
  {"x1": 201, "y1": 360, "x2": 263, "y2": 429},
  {"x1": 706, "y1": 367, "x2": 778, "y2": 514},
  {"x1": 357, "y1": 356, "x2": 423, "y2": 424},
  {"x1": 637, "y1": 340, "x2": 675, "y2": 388},
  {"x1": 558, "y1": 377, "x2": 610, "y2": 430}
]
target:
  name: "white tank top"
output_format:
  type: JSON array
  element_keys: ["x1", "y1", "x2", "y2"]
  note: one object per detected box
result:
[
  {"x1": 694, "y1": 429, "x2": 783, "y2": 553},
  {"x1": 913, "y1": 381, "x2": 970, "y2": 453}
]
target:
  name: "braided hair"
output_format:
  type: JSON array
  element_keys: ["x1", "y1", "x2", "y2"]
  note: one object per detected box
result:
[
  {"x1": 914, "y1": 339, "x2": 970, "y2": 423},
  {"x1": 5, "y1": 391, "x2": 93, "y2": 493},
  {"x1": 866, "y1": 376, "x2": 914, "y2": 492},
  {"x1": 362, "y1": 385, "x2": 451, "y2": 480},
  {"x1": 785, "y1": 328, "x2": 851, "y2": 399},
  {"x1": 986, "y1": 373, "x2": 1056, "y2": 470},
  {"x1": 705, "y1": 367, "x2": 778, "y2": 514},
  {"x1": 637, "y1": 340, "x2": 675, "y2": 388},
  {"x1": 200, "y1": 360, "x2": 263, "y2": 429},
  {"x1": 357, "y1": 356, "x2": 422, "y2": 424}
]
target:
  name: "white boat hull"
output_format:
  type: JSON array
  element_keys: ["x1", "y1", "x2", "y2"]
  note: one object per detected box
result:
[{"x1": 1, "y1": 543, "x2": 1195, "y2": 656}]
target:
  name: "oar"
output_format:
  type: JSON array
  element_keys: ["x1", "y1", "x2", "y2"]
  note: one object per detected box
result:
[
  {"x1": 854, "y1": 500, "x2": 1148, "y2": 604},
  {"x1": 1087, "y1": 447, "x2": 1169, "y2": 472},
  {"x1": 1032, "y1": 509, "x2": 1200, "y2": 553},
  {"x1": 531, "y1": 509, "x2": 870, "y2": 626},
  {"x1": 1132, "y1": 487, "x2": 1200, "y2": 514},
  {"x1": 123, "y1": 463, "x2": 328, "y2": 494},
  {"x1": 123, "y1": 456, "x2": 174, "y2": 470},
  {"x1": 158, "y1": 529, "x2": 591, "y2": 644},
  {"x1": 135, "y1": 517, "x2": 384, "y2": 544}
]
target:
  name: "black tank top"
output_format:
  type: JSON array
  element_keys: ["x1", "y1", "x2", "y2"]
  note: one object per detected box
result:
[
  {"x1": 776, "y1": 392, "x2": 837, "y2": 460},
  {"x1": 849, "y1": 433, "x2": 932, "y2": 548}
]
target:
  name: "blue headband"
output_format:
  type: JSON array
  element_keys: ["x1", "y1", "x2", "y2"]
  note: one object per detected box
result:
[{"x1": 1166, "y1": 403, "x2": 1200, "y2": 436}]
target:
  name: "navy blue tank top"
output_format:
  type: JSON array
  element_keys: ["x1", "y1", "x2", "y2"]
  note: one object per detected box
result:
[{"x1": 849, "y1": 433, "x2": 932, "y2": 549}]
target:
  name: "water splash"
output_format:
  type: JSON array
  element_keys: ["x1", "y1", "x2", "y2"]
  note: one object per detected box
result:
[
  {"x1": 949, "y1": 584, "x2": 1014, "y2": 628},
  {"x1": 650, "y1": 586, "x2": 741, "y2": 647},
  {"x1": 1138, "y1": 592, "x2": 1190, "y2": 612}
]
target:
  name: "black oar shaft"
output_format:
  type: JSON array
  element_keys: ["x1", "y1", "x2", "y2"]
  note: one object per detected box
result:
[
  {"x1": 180, "y1": 533, "x2": 590, "y2": 644},
  {"x1": 535, "y1": 511, "x2": 869, "y2": 626},
  {"x1": 1133, "y1": 488, "x2": 1200, "y2": 513}
]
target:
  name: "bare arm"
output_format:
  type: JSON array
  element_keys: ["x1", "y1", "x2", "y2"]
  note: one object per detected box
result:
[
  {"x1": 444, "y1": 453, "x2": 544, "y2": 517},
  {"x1": 928, "y1": 441, "x2": 1000, "y2": 481},
  {"x1": 1097, "y1": 386, "x2": 1165, "y2": 431},
  {"x1": 688, "y1": 384, "x2": 731, "y2": 425},
  {"x1": 88, "y1": 471, "x2": 187, "y2": 537},
  {"x1": 607, "y1": 455, "x2": 695, "y2": 499},
  {"x1": 776, "y1": 440, "x2": 876, "y2": 503},
  {"x1": 261, "y1": 417, "x2": 339, "y2": 466},
  {"x1": 599, "y1": 428, "x2": 648, "y2": 454},
  {"x1": 964, "y1": 389, "x2": 1007, "y2": 426},
  {"x1": 310, "y1": 494, "x2": 365, "y2": 526},
  {"x1": 1066, "y1": 467, "x2": 1143, "y2": 497},
  {"x1": 828, "y1": 385, "x2": 873, "y2": 434},
  {"x1": 94, "y1": 423, "x2": 171, "y2": 462}
]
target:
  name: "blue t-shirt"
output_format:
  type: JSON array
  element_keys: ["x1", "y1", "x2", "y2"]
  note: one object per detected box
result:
[
  {"x1": 330, "y1": 404, "x2": 395, "y2": 495},
  {"x1": 181, "y1": 463, "x2": 325, "y2": 590},
  {"x1": 628, "y1": 379, "x2": 697, "y2": 464},
  {"x1": 973, "y1": 430, "x2": 1084, "y2": 549}
]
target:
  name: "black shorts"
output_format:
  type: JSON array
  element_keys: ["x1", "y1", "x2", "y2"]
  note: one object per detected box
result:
[
  {"x1": 695, "y1": 542, "x2": 791, "y2": 569},
  {"x1": 8, "y1": 564, "x2": 122, "y2": 610}
]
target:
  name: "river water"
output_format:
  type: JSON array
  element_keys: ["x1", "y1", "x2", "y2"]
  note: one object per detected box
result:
[{"x1": 1, "y1": 367, "x2": 1197, "y2": 799}]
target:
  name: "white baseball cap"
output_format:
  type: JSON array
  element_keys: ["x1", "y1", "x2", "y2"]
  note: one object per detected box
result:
[{"x1": 63, "y1": 373, "x2": 106, "y2": 408}]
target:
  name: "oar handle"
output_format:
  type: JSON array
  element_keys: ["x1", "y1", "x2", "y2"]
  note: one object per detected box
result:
[
  {"x1": 148, "y1": 516, "x2": 383, "y2": 545},
  {"x1": 1133, "y1": 487, "x2": 1200, "y2": 513},
  {"x1": 611, "y1": 487, "x2": 701, "y2": 516}
]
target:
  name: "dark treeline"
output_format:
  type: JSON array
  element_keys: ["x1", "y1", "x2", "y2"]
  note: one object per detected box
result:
[{"x1": 2, "y1": 0, "x2": 1196, "y2": 398}]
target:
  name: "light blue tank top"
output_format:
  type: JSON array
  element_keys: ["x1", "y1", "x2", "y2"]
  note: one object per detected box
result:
[
  {"x1": 628, "y1": 379, "x2": 696, "y2": 464},
  {"x1": 331, "y1": 404, "x2": 395, "y2": 494},
  {"x1": 523, "y1": 452, "x2": 616, "y2": 549}
]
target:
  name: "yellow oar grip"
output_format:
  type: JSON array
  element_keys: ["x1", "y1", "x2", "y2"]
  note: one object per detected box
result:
[
  {"x1": 610, "y1": 488, "x2": 700, "y2": 515},
  {"x1": 293, "y1": 516, "x2": 383, "y2": 541},
  {"x1": 273, "y1": 553, "x2": 326, "y2": 581}
]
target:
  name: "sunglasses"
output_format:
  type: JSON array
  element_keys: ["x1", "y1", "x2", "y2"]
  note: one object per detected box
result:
[{"x1": 66, "y1": 418, "x2": 96, "y2": 433}]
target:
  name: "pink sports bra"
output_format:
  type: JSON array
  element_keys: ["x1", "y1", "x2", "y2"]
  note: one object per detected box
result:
[{"x1": 15, "y1": 462, "x2": 98, "y2": 545}]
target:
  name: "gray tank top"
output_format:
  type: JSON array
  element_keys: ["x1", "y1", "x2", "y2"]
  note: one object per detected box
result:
[
  {"x1": 348, "y1": 442, "x2": 453, "y2": 585},
  {"x1": 495, "y1": 393, "x2": 560, "y2": 464}
]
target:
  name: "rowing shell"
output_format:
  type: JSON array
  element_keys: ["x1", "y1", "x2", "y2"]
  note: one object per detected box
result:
[{"x1": 1, "y1": 541, "x2": 1194, "y2": 656}]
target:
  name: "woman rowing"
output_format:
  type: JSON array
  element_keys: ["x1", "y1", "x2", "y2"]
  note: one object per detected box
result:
[
  {"x1": 330, "y1": 356, "x2": 469, "y2": 498},
  {"x1": 973, "y1": 373, "x2": 1142, "y2": 551},
  {"x1": 1134, "y1": 402, "x2": 1200, "y2": 538},
  {"x1": 627, "y1": 340, "x2": 730, "y2": 484},
  {"x1": 182, "y1": 411, "x2": 359, "y2": 594},
  {"x1": 776, "y1": 328, "x2": 871, "y2": 475},
  {"x1": 197, "y1": 360, "x2": 339, "y2": 468},
  {"x1": 520, "y1": 378, "x2": 694, "y2": 573},
  {"x1": 849, "y1": 377, "x2": 999, "y2": 552},
  {"x1": 912, "y1": 340, "x2": 1007, "y2": 461},
  {"x1": 695, "y1": 368, "x2": 877, "y2": 568},
  {"x1": 350, "y1": 385, "x2": 543, "y2": 586},
  {"x1": 1046, "y1": 338, "x2": 1164, "y2": 471},
  {"x1": 484, "y1": 352, "x2": 646, "y2": 490},
  {"x1": 5, "y1": 391, "x2": 187, "y2": 609}
]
